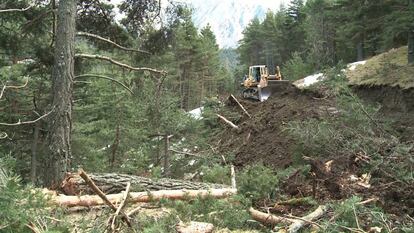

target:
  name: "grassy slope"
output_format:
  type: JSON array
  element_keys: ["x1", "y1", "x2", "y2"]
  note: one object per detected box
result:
[{"x1": 347, "y1": 46, "x2": 414, "y2": 89}]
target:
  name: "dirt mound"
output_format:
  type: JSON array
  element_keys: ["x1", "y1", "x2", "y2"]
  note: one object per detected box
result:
[
  {"x1": 218, "y1": 84, "x2": 335, "y2": 168},
  {"x1": 216, "y1": 84, "x2": 413, "y2": 218}
]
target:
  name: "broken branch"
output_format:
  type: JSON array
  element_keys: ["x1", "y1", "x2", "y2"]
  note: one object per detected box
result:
[
  {"x1": 230, "y1": 94, "x2": 251, "y2": 118},
  {"x1": 76, "y1": 32, "x2": 150, "y2": 55},
  {"x1": 230, "y1": 165, "x2": 236, "y2": 189},
  {"x1": 111, "y1": 182, "x2": 131, "y2": 231},
  {"x1": 0, "y1": 108, "x2": 53, "y2": 126},
  {"x1": 216, "y1": 114, "x2": 239, "y2": 130},
  {"x1": 75, "y1": 54, "x2": 167, "y2": 75},
  {"x1": 169, "y1": 149, "x2": 200, "y2": 157},
  {"x1": 78, "y1": 169, "x2": 132, "y2": 227},
  {"x1": 75, "y1": 74, "x2": 133, "y2": 94},
  {"x1": 0, "y1": 5, "x2": 32, "y2": 13},
  {"x1": 0, "y1": 77, "x2": 29, "y2": 100}
]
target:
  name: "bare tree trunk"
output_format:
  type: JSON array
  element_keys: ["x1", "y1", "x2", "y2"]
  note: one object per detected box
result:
[
  {"x1": 356, "y1": 41, "x2": 364, "y2": 61},
  {"x1": 30, "y1": 122, "x2": 40, "y2": 184},
  {"x1": 61, "y1": 173, "x2": 230, "y2": 195},
  {"x1": 110, "y1": 124, "x2": 120, "y2": 169},
  {"x1": 163, "y1": 134, "x2": 170, "y2": 177},
  {"x1": 409, "y1": 0, "x2": 414, "y2": 64},
  {"x1": 44, "y1": 0, "x2": 76, "y2": 188}
]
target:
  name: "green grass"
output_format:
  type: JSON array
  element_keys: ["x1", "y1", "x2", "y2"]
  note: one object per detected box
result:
[{"x1": 347, "y1": 46, "x2": 414, "y2": 89}]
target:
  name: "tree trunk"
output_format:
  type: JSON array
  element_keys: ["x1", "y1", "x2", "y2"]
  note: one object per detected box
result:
[
  {"x1": 30, "y1": 122, "x2": 40, "y2": 184},
  {"x1": 163, "y1": 135, "x2": 170, "y2": 177},
  {"x1": 43, "y1": 0, "x2": 76, "y2": 188},
  {"x1": 409, "y1": 0, "x2": 414, "y2": 64},
  {"x1": 356, "y1": 41, "x2": 364, "y2": 61},
  {"x1": 61, "y1": 173, "x2": 229, "y2": 195},
  {"x1": 53, "y1": 188, "x2": 237, "y2": 207}
]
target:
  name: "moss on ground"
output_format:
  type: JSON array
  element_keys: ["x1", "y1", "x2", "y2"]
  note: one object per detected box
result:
[{"x1": 347, "y1": 46, "x2": 414, "y2": 89}]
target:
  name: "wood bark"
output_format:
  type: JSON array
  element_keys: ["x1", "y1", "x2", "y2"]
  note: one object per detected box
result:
[
  {"x1": 53, "y1": 188, "x2": 237, "y2": 207},
  {"x1": 286, "y1": 205, "x2": 327, "y2": 233},
  {"x1": 249, "y1": 207, "x2": 294, "y2": 226},
  {"x1": 61, "y1": 173, "x2": 230, "y2": 195},
  {"x1": 43, "y1": 0, "x2": 76, "y2": 187}
]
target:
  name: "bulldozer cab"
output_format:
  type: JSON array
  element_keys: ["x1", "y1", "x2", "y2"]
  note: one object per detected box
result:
[{"x1": 249, "y1": 65, "x2": 267, "y2": 82}]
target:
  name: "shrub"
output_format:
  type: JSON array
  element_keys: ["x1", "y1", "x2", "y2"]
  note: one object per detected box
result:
[
  {"x1": 0, "y1": 161, "x2": 69, "y2": 232},
  {"x1": 237, "y1": 165, "x2": 280, "y2": 202}
]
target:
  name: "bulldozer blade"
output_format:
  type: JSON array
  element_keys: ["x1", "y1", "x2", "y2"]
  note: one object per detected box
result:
[{"x1": 259, "y1": 80, "x2": 292, "y2": 101}]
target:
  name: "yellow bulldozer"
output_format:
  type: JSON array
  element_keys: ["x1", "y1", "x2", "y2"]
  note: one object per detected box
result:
[{"x1": 241, "y1": 65, "x2": 290, "y2": 101}]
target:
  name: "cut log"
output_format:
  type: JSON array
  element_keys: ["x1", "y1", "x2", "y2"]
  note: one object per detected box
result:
[
  {"x1": 286, "y1": 205, "x2": 327, "y2": 233},
  {"x1": 61, "y1": 173, "x2": 229, "y2": 195},
  {"x1": 176, "y1": 221, "x2": 214, "y2": 233},
  {"x1": 249, "y1": 208, "x2": 294, "y2": 226},
  {"x1": 53, "y1": 188, "x2": 237, "y2": 207}
]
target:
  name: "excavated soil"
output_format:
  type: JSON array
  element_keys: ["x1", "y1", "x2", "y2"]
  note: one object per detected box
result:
[
  {"x1": 218, "y1": 84, "x2": 336, "y2": 169},
  {"x1": 215, "y1": 84, "x2": 414, "y2": 218}
]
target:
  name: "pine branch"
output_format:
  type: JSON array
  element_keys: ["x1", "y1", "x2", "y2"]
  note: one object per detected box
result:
[
  {"x1": 76, "y1": 32, "x2": 151, "y2": 55},
  {"x1": 75, "y1": 54, "x2": 167, "y2": 75},
  {"x1": 75, "y1": 74, "x2": 133, "y2": 94}
]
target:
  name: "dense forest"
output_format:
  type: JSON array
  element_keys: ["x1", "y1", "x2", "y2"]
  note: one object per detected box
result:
[
  {"x1": 238, "y1": 0, "x2": 414, "y2": 80},
  {"x1": 0, "y1": 0, "x2": 413, "y2": 232}
]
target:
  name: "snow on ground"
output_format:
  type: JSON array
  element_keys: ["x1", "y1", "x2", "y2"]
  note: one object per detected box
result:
[
  {"x1": 293, "y1": 60, "x2": 367, "y2": 89},
  {"x1": 347, "y1": 60, "x2": 367, "y2": 71},
  {"x1": 293, "y1": 73, "x2": 325, "y2": 89},
  {"x1": 188, "y1": 107, "x2": 204, "y2": 119}
]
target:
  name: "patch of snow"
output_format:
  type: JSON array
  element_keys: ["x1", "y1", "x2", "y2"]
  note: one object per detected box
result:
[
  {"x1": 293, "y1": 73, "x2": 325, "y2": 89},
  {"x1": 188, "y1": 107, "x2": 204, "y2": 119},
  {"x1": 347, "y1": 60, "x2": 367, "y2": 71}
]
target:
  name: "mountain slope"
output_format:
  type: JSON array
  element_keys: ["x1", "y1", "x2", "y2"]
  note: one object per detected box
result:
[{"x1": 177, "y1": 0, "x2": 289, "y2": 48}]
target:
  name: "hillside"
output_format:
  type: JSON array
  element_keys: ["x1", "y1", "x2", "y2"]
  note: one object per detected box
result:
[{"x1": 347, "y1": 46, "x2": 414, "y2": 89}]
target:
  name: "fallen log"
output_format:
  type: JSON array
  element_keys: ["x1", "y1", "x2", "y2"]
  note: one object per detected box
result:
[
  {"x1": 249, "y1": 207, "x2": 294, "y2": 226},
  {"x1": 62, "y1": 173, "x2": 229, "y2": 195},
  {"x1": 53, "y1": 188, "x2": 237, "y2": 207}
]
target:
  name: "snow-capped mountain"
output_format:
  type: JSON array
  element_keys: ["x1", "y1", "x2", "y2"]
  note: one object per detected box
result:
[
  {"x1": 177, "y1": 0, "x2": 289, "y2": 48},
  {"x1": 111, "y1": 0, "x2": 289, "y2": 48}
]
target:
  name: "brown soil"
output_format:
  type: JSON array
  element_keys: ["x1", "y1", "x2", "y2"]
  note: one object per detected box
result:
[
  {"x1": 219, "y1": 84, "x2": 336, "y2": 169},
  {"x1": 215, "y1": 84, "x2": 414, "y2": 218}
]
